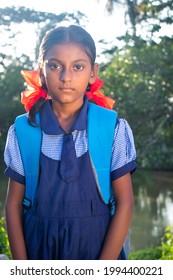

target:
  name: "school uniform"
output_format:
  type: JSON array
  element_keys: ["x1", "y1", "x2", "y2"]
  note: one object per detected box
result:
[{"x1": 4, "y1": 96, "x2": 137, "y2": 260}]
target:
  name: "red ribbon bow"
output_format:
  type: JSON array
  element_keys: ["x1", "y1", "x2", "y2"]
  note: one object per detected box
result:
[
  {"x1": 21, "y1": 70, "x2": 115, "y2": 112},
  {"x1": 85, "y1": 78, "x2": 115, "y2": 109},
  {"x1": 21, "y1": 70, "x2": 49, "y2": 112}
]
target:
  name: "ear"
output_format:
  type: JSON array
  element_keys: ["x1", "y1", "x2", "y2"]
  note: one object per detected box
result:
[
  {"x1": 38, "y1": 66, "x2": 46, "y2": 85},
  {"x1": 89, "y1": 63, "x2": 99, "y2": 84}
]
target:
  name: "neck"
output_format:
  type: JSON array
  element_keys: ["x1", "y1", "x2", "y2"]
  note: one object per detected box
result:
[{"x1": 52, "y1": 100, "x2": 83, "y2": 133}]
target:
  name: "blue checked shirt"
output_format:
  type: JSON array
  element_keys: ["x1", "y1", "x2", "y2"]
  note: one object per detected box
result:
[{"x1": 4, "y1": 98, "x2": 137, "y2": 184}]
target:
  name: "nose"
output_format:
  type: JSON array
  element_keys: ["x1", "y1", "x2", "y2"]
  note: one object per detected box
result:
[{"x1": 60, "y1": 68, "x2": 72, "y2": 82}]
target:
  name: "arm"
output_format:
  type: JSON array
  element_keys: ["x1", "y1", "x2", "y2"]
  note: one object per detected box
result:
[
  {"x1": 99, "y1": 172, "x2": 134, "y2": 260},
  {"x1": 5, "y1": 179, "x2": 28, "y2": 260}
]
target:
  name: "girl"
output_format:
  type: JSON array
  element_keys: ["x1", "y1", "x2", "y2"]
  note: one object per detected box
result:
[{"x1": 4, "y1": 25, "x2": 136, "y2": 260}]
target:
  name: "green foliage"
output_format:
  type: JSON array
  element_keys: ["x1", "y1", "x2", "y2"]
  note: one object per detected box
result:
[
  {"x1": 129, "y1": 247, "x2": 162, "y2": 260},
  {"x1": 0, "y1": 58, "x2": 31, "y2": 171},
  {"x1": 0, "y1": 6, "x2": 86, "y2": 26},
  {"x1": 100, "y1": 36, "x2": 173, "y2": 169},
  {"x1": 0, "y1": 6, "x2": 87, "y2": 62},
  {"x1": 160, "y1": 225, "x2": 173, "y2": 260},
  {"x1": 105, "y1": 0, "x2": 173, "y2": 38},
  {"x1": 0, "y1": 217, "x2": 11, "y2": 259},
  {"x1": 130, "y1": 225, "x2": 173, "y2": 260}
]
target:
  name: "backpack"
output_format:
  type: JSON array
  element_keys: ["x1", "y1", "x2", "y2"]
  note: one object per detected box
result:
[
  {"x1": 15, "y1": 102, "x2": 131, "y2": 258},
  {"x1": 15, "y1": 102, "x2": 117, "y2": 209}
]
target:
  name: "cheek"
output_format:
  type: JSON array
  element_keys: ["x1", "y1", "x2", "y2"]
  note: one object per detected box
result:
[
  {"x1": 44, "y1": 74, "x2": 60, "y2": 93},
  {"x1": 44, "y1": 73, "x2": 56, "y2": 85}
]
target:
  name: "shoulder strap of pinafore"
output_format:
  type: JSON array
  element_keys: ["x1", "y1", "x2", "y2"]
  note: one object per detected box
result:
[
  {"x1": 15, "y1": 113, "x2": 41, "y2": 209},
  {"x1": 87, "y1": 103, "x2": 117, "y2": 204},
  {"x1": 15, "y1": 103, "x2": 117, "y2": 208}
]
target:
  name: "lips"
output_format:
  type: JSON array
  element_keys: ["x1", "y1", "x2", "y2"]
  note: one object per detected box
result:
[{"x1": 60, "y1": 87, "x2": 74, "y2": 93}]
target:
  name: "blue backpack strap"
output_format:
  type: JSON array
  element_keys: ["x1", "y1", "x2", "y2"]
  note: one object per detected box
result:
[
  {"x1": 15, "y1": 113, "x2": 41, "y2": 208},
  {"x1": 15, "y1": 104, "x2": 117, "y2": 207},
  {"x1": 87, "y1": 103, "x2": 117, "y2": 204}
]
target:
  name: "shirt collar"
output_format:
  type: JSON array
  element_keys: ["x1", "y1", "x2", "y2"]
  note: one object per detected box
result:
[{"x1": 40, "y1": 95, "x2": 89, "y2": 135}]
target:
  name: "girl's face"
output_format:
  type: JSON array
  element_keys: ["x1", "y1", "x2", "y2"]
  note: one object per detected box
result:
[{"x1": 41, "y1": 43, "x2": 98, "y2": 107}]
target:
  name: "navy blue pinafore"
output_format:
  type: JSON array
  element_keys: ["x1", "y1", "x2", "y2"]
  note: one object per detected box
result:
[{"x1": 23, "y1": 100, "x2": 126, "y2": 260}]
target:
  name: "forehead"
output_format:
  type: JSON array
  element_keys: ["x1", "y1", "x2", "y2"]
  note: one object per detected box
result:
[{"x1": 44, "y1": 43, "x2": 90, "y2": 62}]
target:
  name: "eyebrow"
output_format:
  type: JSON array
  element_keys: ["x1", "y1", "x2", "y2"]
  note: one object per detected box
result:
[{"x1": 44, "y1": 58, "x2": 88, "y2": 63}]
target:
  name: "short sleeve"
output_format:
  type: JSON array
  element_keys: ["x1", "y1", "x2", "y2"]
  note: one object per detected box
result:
[
  {"x1": 4, "y1": 124, "x2": 25, "y2": 184},
  {"x1": 111, "y1": 118, "x2": 137, "y2": 181}
]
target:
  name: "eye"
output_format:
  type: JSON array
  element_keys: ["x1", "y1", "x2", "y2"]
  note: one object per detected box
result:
[
  {"x1": 47, "y1": 63, "x2": 61, "y2": 70},
  {"x1": 74, "y1": 64, "x2": 84, "y2": 71}
]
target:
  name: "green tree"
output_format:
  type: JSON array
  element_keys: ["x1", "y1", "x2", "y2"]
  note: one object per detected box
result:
[
  {"x1": 160, "y1": 225, "x2": 173, "y2": 260},
  {"x1": 0, "y1": 217, "x2": 11, "y2": 259},
  {"x1": 0, "y1": 57, "x2": 32, "y2": 171},
  {"x1": 103, "y1": 0, "x2": 173, "y2": 38},
  {"x1": 100, "y1": 36, "x2": 173, "y2": 169},
  {"x1": 0, "y1": 6, "x2": 87, "y2": 66},
  {"x1": 96, "y1": 0, "x2": 173, "y2": 169}
]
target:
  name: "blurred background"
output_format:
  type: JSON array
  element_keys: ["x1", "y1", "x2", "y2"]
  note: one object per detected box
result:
[{"x1": 0, "y1": 0, "x2": 173, "y2": 259}]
